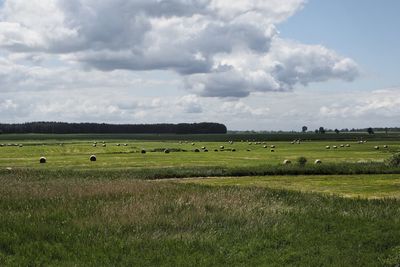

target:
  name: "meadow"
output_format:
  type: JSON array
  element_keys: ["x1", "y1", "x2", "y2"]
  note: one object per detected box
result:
[{"x1": 0, "y1": 134, "x2": 399, "y2": 266}]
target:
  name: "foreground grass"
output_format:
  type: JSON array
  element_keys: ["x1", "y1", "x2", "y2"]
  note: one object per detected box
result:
[
  {"x1": 180, "y1": 174, "x2": 400, "y2": 199},
  {"x1": 1, "y1": 174, "x2": 400, "y2": 266}
]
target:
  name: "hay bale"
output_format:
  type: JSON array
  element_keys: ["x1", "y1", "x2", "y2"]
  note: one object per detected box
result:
[
  {"x1": 263, "y1": 145, "x2": 268, "y2": 148},
  {"x1": 374, "y1": 146, "x2": 379, "y2": 150},
  {"x1": 39, "y1": 157, "x2": 46, "y2": 164},
  {"x1": 141, "y1": 149, "x2": 146, "y2": 154},
  {"x1": 283, "y1": 160, "x2": 291, "y2": 165},
  {"x1": 220, "y1": 146, "x2": 225, "y2": 149},
  {"x1": 333, "y1": 146, "x2": 338, "y2": 149},
  {"x1": 102, "y1": 144, "x2": 106, "y2": 147},
  {"x1": 384, "y1": 145, "x2": 388, "y2": 148},
  {"x1": 90, "y1": 155, "x2": 97, "y2": 162},
  {"x1": 315, "y1": 159, "x2": 322, "y2": 164},
  {"x1": 93, "y1": 144, "x2": 97, "y2": 147},
  {"x1": 291, "y1": 141, "x2": 295, "y2": 144},
  {"x1": 19, "y1": 144, "x2": 23, "y2": 147},
  {"x1": 116, "y1": 144, "x2": 120, "y2": 146},
  {"x1": 270, "y1": 145, "x2": 275, "y2": 148},
  {"x1": 191, "y1": 143, "x2": 195, "y2": 146},
  {"x1": 326, "y1": 146, "x2": 330, "y2": 149},
  {"x1": 124, "y1": 144, "x2": 128, "y2": 147},
  {"x1": 201, "y1": 146, "x2": 206, "y2": 150},
  {"x1": 340, "y1": 144, "x2": 345, "y2": 148},
  {"x1": 0, "y1": 144, "x2": 4, "y2": 147},
  {"x1": 346, "y1": 144, "x2": 350, "y2": 147}
]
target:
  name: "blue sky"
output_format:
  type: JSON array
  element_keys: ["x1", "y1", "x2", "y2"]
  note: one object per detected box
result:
[
  {"x1": 280, "y1": 0, "x2": 400, "y2": 91},
  {"x1": 0, "y1": 0, "x2": 399, "y2": 130}
]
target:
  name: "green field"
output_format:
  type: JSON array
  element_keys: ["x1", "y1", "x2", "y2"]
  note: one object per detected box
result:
[{"x1": 1, "y1": 134, "x2": 400, "y2": 266}]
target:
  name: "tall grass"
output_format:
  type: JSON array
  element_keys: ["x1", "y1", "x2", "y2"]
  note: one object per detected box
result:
[
  {"x1": 2, "y1": 162, "x2": 400, "y2": 181},
  {"x1": 0, "y1": 176, "x2": 399, "y2": 266}
]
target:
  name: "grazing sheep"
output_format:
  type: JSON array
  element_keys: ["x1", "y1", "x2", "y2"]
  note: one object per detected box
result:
[
  {"x1": 283, "y1": 160, "x2": 291, "y2": 165},
  {"x1": 326, "y1": 146, "x2": 330, "y2": 149},
  {"x1": 315, "y1": 159, "x2": 322, "y2": 164},
  {"x1": 141, "y1": 149, "x2": 146, "y2": 154},
  {"x1": 39, "y1": 157, "x2": 47, "y2": 164},
  {"x1": 90, "y1": 155, "x2": 97, "y2": 162}
]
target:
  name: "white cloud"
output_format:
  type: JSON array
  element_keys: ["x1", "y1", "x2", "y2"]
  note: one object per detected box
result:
[{"x1": 0, "y1": 0, "x2": 358, "y2": 99}]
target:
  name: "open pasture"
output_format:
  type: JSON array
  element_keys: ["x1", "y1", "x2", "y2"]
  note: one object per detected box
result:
[{"x1": 0, "y1": 137, "x2": 398, "y2": 170}]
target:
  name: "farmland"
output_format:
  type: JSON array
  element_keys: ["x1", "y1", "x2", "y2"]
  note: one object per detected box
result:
[{"x1": 0, "y1": 134, "x2": 400, "y2": 266}]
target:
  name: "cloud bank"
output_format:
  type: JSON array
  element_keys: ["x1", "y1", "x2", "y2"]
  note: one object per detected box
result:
[{"x1": 0, "y1": 0, "x2": 359, "y2": 98}]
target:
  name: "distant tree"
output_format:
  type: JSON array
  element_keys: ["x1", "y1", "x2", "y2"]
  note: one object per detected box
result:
[
  {"x1": 385, "y1": 127, "x2": 388, "y2": 134},
  {"x1": 367, "y1": 127, "x2": 375, "y2": 135},
  {"x1": 315, "y1": 129, "x2": 319, "y2": 134},
  {"x1": 319, "y1": 127, "x2": 326, "y2": 134},
  {"x1": 302, "y1": 126, "x2": 308, "y2": 133},
  {"x1": 334, "y1": 129, "x2": 340, "y2": 134}
]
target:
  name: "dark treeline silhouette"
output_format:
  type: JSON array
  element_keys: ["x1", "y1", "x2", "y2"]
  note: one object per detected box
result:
[{"x1": 0, "y1": 122, "x2": 227, "y2": 134}]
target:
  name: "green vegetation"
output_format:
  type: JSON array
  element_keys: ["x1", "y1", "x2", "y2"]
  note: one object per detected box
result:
[
  {"x1": 0, "y1": 134, "x2": 399, "y2": 266},
  {"x1": 181, "y1": 174, "x2": 400, "y2": 199}
]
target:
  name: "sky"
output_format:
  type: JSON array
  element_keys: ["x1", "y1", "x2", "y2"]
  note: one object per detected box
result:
[{"x1": 0, "y1": 0, "x2": 399, "y2": 131}]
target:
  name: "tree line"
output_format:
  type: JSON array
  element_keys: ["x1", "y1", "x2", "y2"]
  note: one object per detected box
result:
[{"x1": 0, "y1": 122, "x2": 227, "y2": 134}]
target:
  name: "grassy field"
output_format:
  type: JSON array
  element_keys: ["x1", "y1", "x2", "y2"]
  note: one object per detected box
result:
[
  {"x1": 0, "y1": 138, "x2": 398, "y2": 170},
  {"x1": 0, "y1": 134, "x2": 399, "y2": 266}
]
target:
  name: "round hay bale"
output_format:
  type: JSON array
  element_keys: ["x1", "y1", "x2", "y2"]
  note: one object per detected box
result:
[
  {"x1": 39, "y1": 157, "x2": 47, "y2": 164},
  {"x1": 19, "y1": 144, "x2": 23, "y2": 147},
  {"x1": 164, "y1": 149, "x2": 170, "y2": 154},
  {"x1": 93, "y1": 144, "x2": 97, "y2": 147},
  {"x1": 326, "y1": 146, "x2": 330, "y2": 149},
  {"x1": 333, "y1": 146, "x2": 338, "y2": 149},
  {"x1": 116, "y1": 144, "x2": 120, "y2": 146},
  {"x1": 191, "y1": 143, "x2": 195, "y2": 146},
  {"x1": 263, "y1": 145, "x2": 268, "y2": 148},
  {"x1": 201, "y1": 146, "x2": 206, "y2": 150},
  {"x1": 346, "y1": 144, "x2": 350, "y2": 147},
  {"x1": 270, "y1": 145, "x2": 275, "y2": 148},
  {"x1": 340, "y1": 144, "x2": 344, "y2": 148},
  {"x1": 124, "y1": 144, "x2": 128, "y2": 147},
  {"x1": 220, "y1": 146, "x2": 225, "y2": 149},
  {"x1": 315, "y1": 159, "x2": 322, "y2": 164},
  {"x1": 141, "y1": 149, "x2": 146, "y2": 154},
  {"x1": 90, "y1": 155, "x2": 97, "y2": 162},
  {"x1": 283, "y1": 160, "x2": 291, "y2": 165},
  {"x1": 291, "y1": 141, "x2": 295, "y2": 144},
  {"x1": 374, "y1": 146, "x2": 379, "y2": 150},
  {"x1": 384, "y1": 145, "x2": 388, "y2": 148},
  {"x1": 102, "y1": 144, "x2": 106, "y2": 147},
  {"x1": 93, "y1": 142, "x2": 97, "y2": 145}
]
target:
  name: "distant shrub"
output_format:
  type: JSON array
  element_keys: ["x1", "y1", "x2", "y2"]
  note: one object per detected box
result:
[
  {"x1": 385, "y1": 153, "x2": 400, "y2": 167},
  {"x1": 297, "y1": 156, "x2": 308, "y2": 166}
]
